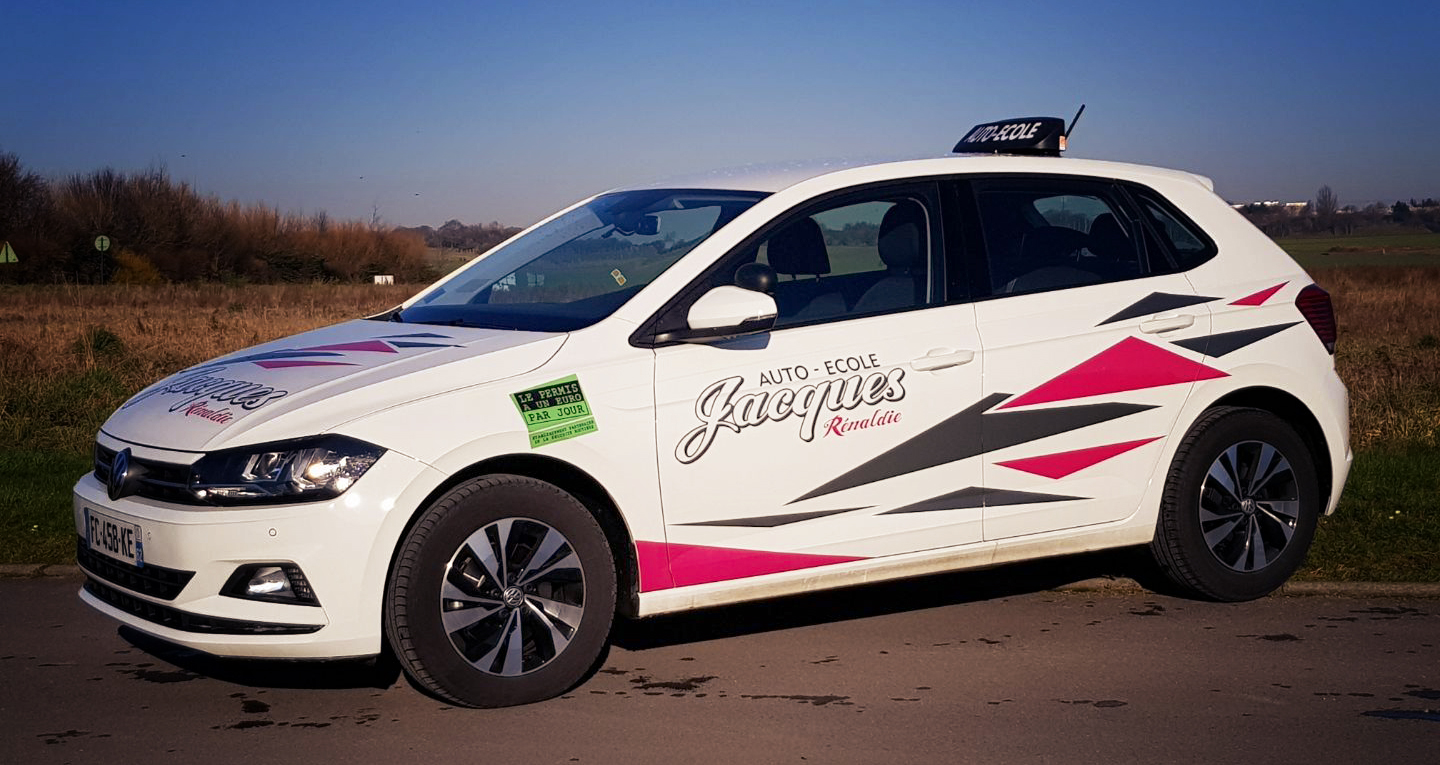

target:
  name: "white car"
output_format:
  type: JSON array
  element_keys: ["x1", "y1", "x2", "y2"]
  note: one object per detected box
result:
[{"x1": 75, "y1": 117, "x2": 1350, "y2": 707}]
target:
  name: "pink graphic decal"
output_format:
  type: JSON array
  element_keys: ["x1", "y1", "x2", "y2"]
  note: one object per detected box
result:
[
  {"x1": 1231, "y1": 282, "x2": 1288, "y2": 306},
  {"x1": 299, "y1": 340, "x2": 399, "y2": 354},
  {"x1": 634, "y1": 540, "x2": 865, "y2": 591},
  {"x1": 1000, "y1": 337, "x2": 1228, "y2": 409},
  {"x1": 995, "y1": 437, "x2": 1162, "y2": 479},
  {"x1": 253, "y1": 360, "x2": 357, "y2": 369},
  {"x1": 635, "y1": 541, "x2": 675, "y2": 592}
]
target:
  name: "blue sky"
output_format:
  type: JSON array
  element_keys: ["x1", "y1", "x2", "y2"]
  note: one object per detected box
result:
[{"x1": 5, "y1": 1, "x2": 1437, "y2": 227}]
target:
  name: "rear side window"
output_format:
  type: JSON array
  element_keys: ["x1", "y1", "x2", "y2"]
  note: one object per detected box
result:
[
  {"x1": 1130, "y1": 188, "x2": 1216, "y2": 272},
  {"x1": 970, "y1": 178, "x2": 1143, "y2": 296}
]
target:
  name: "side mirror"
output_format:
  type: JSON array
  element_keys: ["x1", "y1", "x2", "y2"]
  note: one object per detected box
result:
[
  {"x1": 688, "y1": 285, "x2": 777, "y2": 331},
  {"x1": 648, "y1": 285, "x2": 776, "y2": 344}
]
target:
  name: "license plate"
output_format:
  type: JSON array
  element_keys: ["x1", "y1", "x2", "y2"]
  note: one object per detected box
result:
[{"x1": 84, "y1": 508, "x2": 144, "y2": 567}]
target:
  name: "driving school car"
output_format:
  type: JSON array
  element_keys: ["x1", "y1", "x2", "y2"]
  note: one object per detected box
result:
[{"x1": 76, "y1": 115, "x2": 1350, "y2": 708}]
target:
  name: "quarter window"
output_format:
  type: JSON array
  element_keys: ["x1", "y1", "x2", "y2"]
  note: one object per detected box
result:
[{"x1": 1132, "y1": 189, "x2": 1216, "y2": 272}]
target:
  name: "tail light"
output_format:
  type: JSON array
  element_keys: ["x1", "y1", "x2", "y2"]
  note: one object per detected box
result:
[{"x1": 1296, "y1": 284, "x2": 1336, "y2": 354}]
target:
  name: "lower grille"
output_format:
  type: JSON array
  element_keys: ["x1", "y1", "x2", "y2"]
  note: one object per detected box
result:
[
  {"x1": 84, "y1": 579, "x2": 324, "y2": 635},
  {"x1": 76, "y1": 537, "x2": 194, "y2": 601}
]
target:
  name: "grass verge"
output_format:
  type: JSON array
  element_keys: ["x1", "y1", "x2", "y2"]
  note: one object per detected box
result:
[
  {"x1": 1298, "y1": 448, "x2": 1440, "y2": 582},
  {"x1": 0, "y1": 450, "x2": 92, "y2": 565}
]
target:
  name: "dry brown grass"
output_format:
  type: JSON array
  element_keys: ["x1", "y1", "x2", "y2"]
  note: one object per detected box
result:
[
  {"x1": 0, "y1": 282, "x2": 414, "y2": 378},
  {"x1": 0, "y1": 283, "x2": 416, "y2": 450},
  {"x1": 1313, "y1": 266, "x2": 1440, "y2": 449},
  {"x1": 2, "y1": 271, "x2": 1437, "y2": 453}
]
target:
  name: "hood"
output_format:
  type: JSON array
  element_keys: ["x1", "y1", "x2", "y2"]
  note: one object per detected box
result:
[{"x1": 102, "y1": 320, "x2": 565, "y2": 452}]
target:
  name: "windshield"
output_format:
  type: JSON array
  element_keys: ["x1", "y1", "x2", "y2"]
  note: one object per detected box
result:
[{"x1": 390, "y1": 189, "x2": 767, "y2": 332}]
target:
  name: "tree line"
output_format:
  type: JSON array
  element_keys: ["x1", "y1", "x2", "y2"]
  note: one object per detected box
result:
[
  {"x1": 0, "y1": 151, "x2": 443, "y2": 284},
  {"x1": 1236, "y1": 185, "x2": 1440, "y2": 238}
]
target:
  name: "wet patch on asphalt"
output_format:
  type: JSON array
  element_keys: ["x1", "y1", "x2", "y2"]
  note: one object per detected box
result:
[
  {"x1": 37, "y1": 729, "x2": 112, "y2": 745},
  {"x1": 739, "y1": 694, "x2": 852, "y2": 706},
  {"x1": 1056, "y1": 699, "x2": 1128, "y2": 708},
  {"x1": 1355, "y1": 685, "x2": 1440, "y2": 723},
  {"x1": 207, "y1": 691, "x2": 339, "y2": 731},
  {"x1": 632, "y1": 675, "x2": 718, "y2": 692},
  {"x1": 119, "y1": 666, "x2": 201, "y2": 683}
]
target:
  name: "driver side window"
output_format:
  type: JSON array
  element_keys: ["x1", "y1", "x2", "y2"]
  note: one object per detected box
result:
[{"x1": 746, "y1": 190, "x2": 936, "y2": 328}]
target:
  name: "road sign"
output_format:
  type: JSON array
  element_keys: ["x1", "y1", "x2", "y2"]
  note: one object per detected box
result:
[
  {"x1": 0, "y1": 241, "x2": 16, "y2": 264},
  {"x1": 94, "y1": 235, "x2": 111, "y2": 252}
]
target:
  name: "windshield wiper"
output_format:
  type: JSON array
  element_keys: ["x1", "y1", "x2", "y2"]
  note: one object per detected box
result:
[{"x1": 442, "y1": 317, "x2": 525, "y2": 331}]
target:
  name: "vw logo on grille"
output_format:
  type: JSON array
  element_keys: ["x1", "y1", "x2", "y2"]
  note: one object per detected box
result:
[{"x1": 108, "y1": 448, "x2": 133, "y2": 501}]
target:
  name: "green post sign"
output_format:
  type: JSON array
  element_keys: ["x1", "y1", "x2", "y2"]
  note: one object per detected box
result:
[
  {"x1": 94, "y1": 235, "x2": 111, "y2": 252},
  {"x1": 0, "y1": 241, "x2": 16, "y2": 264}
]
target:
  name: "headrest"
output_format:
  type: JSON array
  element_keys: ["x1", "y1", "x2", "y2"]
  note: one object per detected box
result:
[
  {"x1": 878, "y1": 201, "x2": 927, "y2": 270},
  {"x1": 1020, "y1": 225, "x2": 1088, "y2": 263},
  {"x1": 766, "y1": 218, "x2": 830, "y2": 276},
  {"x1": 1088, "y1": 213, "x2": 1131, "y2": 260}
]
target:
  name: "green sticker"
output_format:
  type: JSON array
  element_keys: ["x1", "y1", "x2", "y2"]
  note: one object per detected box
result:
[{"x1": 511, "y1": 374, "x2": 598, "y2": 448}]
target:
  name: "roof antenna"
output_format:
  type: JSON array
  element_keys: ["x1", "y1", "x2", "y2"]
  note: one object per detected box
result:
[
  {"x1": 1066, "y1": 104, "x2": 1086, "y2": 137},
  {"x1": 1059, "y1": 104, "x2": 1085, "y2": 153}
]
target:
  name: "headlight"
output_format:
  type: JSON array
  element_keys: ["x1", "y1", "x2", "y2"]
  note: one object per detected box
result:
[{"x1": 189, "y1": 435, "x2": 385, "y2": 506}]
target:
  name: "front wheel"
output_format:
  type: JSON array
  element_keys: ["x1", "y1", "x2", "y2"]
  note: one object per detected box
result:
[
  {"x1": 385, "y1": 475, "x2": 616, "y2": 707},
  {"x1": 1150, "y1": 407, "x2": 1322, "y2": 601}
]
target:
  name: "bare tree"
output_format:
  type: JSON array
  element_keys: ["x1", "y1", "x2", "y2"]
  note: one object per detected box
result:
[{"x1": 1315, "y1": 185, "x2": 1338, "y2": 234}]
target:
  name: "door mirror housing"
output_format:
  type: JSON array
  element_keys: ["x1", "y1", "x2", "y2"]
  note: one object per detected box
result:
[
  {"x1": 650, "y1": 286, "x2": 777, "y2": 344},
  {"x1": 688, "y1": 285, "x2": 777, "y2": 331}
]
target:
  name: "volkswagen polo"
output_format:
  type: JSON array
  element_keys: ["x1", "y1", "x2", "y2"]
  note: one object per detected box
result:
[{"x1": 75, "y1": 116, "x2": 1349, "y2": 707}]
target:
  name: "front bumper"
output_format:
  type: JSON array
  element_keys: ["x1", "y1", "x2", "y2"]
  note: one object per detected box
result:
[{"x1": 73, "y1": 446, "x2": 437, "y2": 659}]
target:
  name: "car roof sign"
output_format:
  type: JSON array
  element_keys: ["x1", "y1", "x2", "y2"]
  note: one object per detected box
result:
[{"x1": 953, "y1": 116, "x2": 1067, "y2": 157}]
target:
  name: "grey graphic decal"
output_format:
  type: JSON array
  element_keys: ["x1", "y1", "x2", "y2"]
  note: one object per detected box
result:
[
  {"x1": 882, "y1": 487, "x2": 1085, "y2": 514},
  {"x1": 679, "y1": 508, "x2": 870, "y2": 528},
  {"x1": 1171, "y1": 322, "x2": 1301, "y2": 357},
  {"x1": 1098, "y1": 292, "x2": 1219, "y2": 325},
  {"x1": 789, "y1": 396, "x2": 1156, "y2": 504}
]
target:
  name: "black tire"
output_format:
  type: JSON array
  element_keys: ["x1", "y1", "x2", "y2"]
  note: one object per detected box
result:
[
  {"x1": 1149, "y1": 407, "x2": 1321, "y2": 602},
  {"x1": 385, "y1": 475, "x2": 616, "y2": 707}
]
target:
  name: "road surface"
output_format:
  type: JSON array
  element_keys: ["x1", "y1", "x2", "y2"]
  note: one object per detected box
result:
[{"x1": 2, "y1": 566, "x2": 1435, "y2": 764}]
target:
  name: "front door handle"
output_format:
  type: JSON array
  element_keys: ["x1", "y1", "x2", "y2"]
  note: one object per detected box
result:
[
  {"x1": 1139, "y1": 314, "x2": 1195, "y2": 334},
  {"x1": 910, "y1": 348, "x2": 975, "y2": 371}
]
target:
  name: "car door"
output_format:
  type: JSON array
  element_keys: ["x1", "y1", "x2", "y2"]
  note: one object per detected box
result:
[
  {"x1": 645, "y1": 182, "x2": 988, "y2": 589},
  {"x1": 958, "y1": 176, "x2": 1216, "y2": 541}
]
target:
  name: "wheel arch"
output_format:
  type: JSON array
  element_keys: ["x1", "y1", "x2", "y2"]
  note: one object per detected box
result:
[
  {"x1": 1203, "y1": 385, "x2": 1333, "y2": 510},
  {"x1": 385, "y1": 453, "x2": 641, "y2": 619}
]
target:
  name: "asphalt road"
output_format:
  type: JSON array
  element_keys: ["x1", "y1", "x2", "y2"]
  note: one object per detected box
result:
[{"x1": 2, "y1": 568, "x2": 1436, "y2": 765}]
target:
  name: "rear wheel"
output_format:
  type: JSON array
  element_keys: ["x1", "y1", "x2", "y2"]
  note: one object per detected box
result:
[
  {"x1": 385, "y1": 475, "x2": 616, "y2": 707},
  {"x1": 1150, "y1": 407, "x2": 1321, "y2": 601}
]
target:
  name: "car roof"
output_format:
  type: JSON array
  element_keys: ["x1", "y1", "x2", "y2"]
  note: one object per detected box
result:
[{"x1": 626, "y1": 153, "x2": 1216, "y2": 195}]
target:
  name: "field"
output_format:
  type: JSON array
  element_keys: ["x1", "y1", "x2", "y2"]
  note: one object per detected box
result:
[
  {"x1": 1278, "y1": 232, "x2": 1440, "y2": 268},
  {"x1": 1, "y1": 266, "x2": 1437, "y2": 580}
]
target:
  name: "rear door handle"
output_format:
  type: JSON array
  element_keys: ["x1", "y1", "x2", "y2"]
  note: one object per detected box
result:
[
  {"x1": 1139, "y1": 314, "x2": 1195, "y2": 334},
  {"x1": 910, "y1": 348, "x2": 975, "y2": 371}
]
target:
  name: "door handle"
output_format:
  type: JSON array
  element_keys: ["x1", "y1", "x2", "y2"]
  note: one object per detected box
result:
[
  {"x1": 1139, "y1": 314, "x2": 1195, "y2": 334},
  {"x1": 910, "y1": 348, "x2": 975, "y2": 371}
]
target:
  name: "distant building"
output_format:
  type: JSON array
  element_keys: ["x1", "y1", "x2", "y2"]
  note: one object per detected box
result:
[{"x1": 1230, "y1": 201, "x2": 1308, "y2": 210}]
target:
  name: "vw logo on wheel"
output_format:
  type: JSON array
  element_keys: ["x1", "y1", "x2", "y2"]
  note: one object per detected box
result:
[{"x1": 108, "y1": 448, "x2": 133, "y2": 501}]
